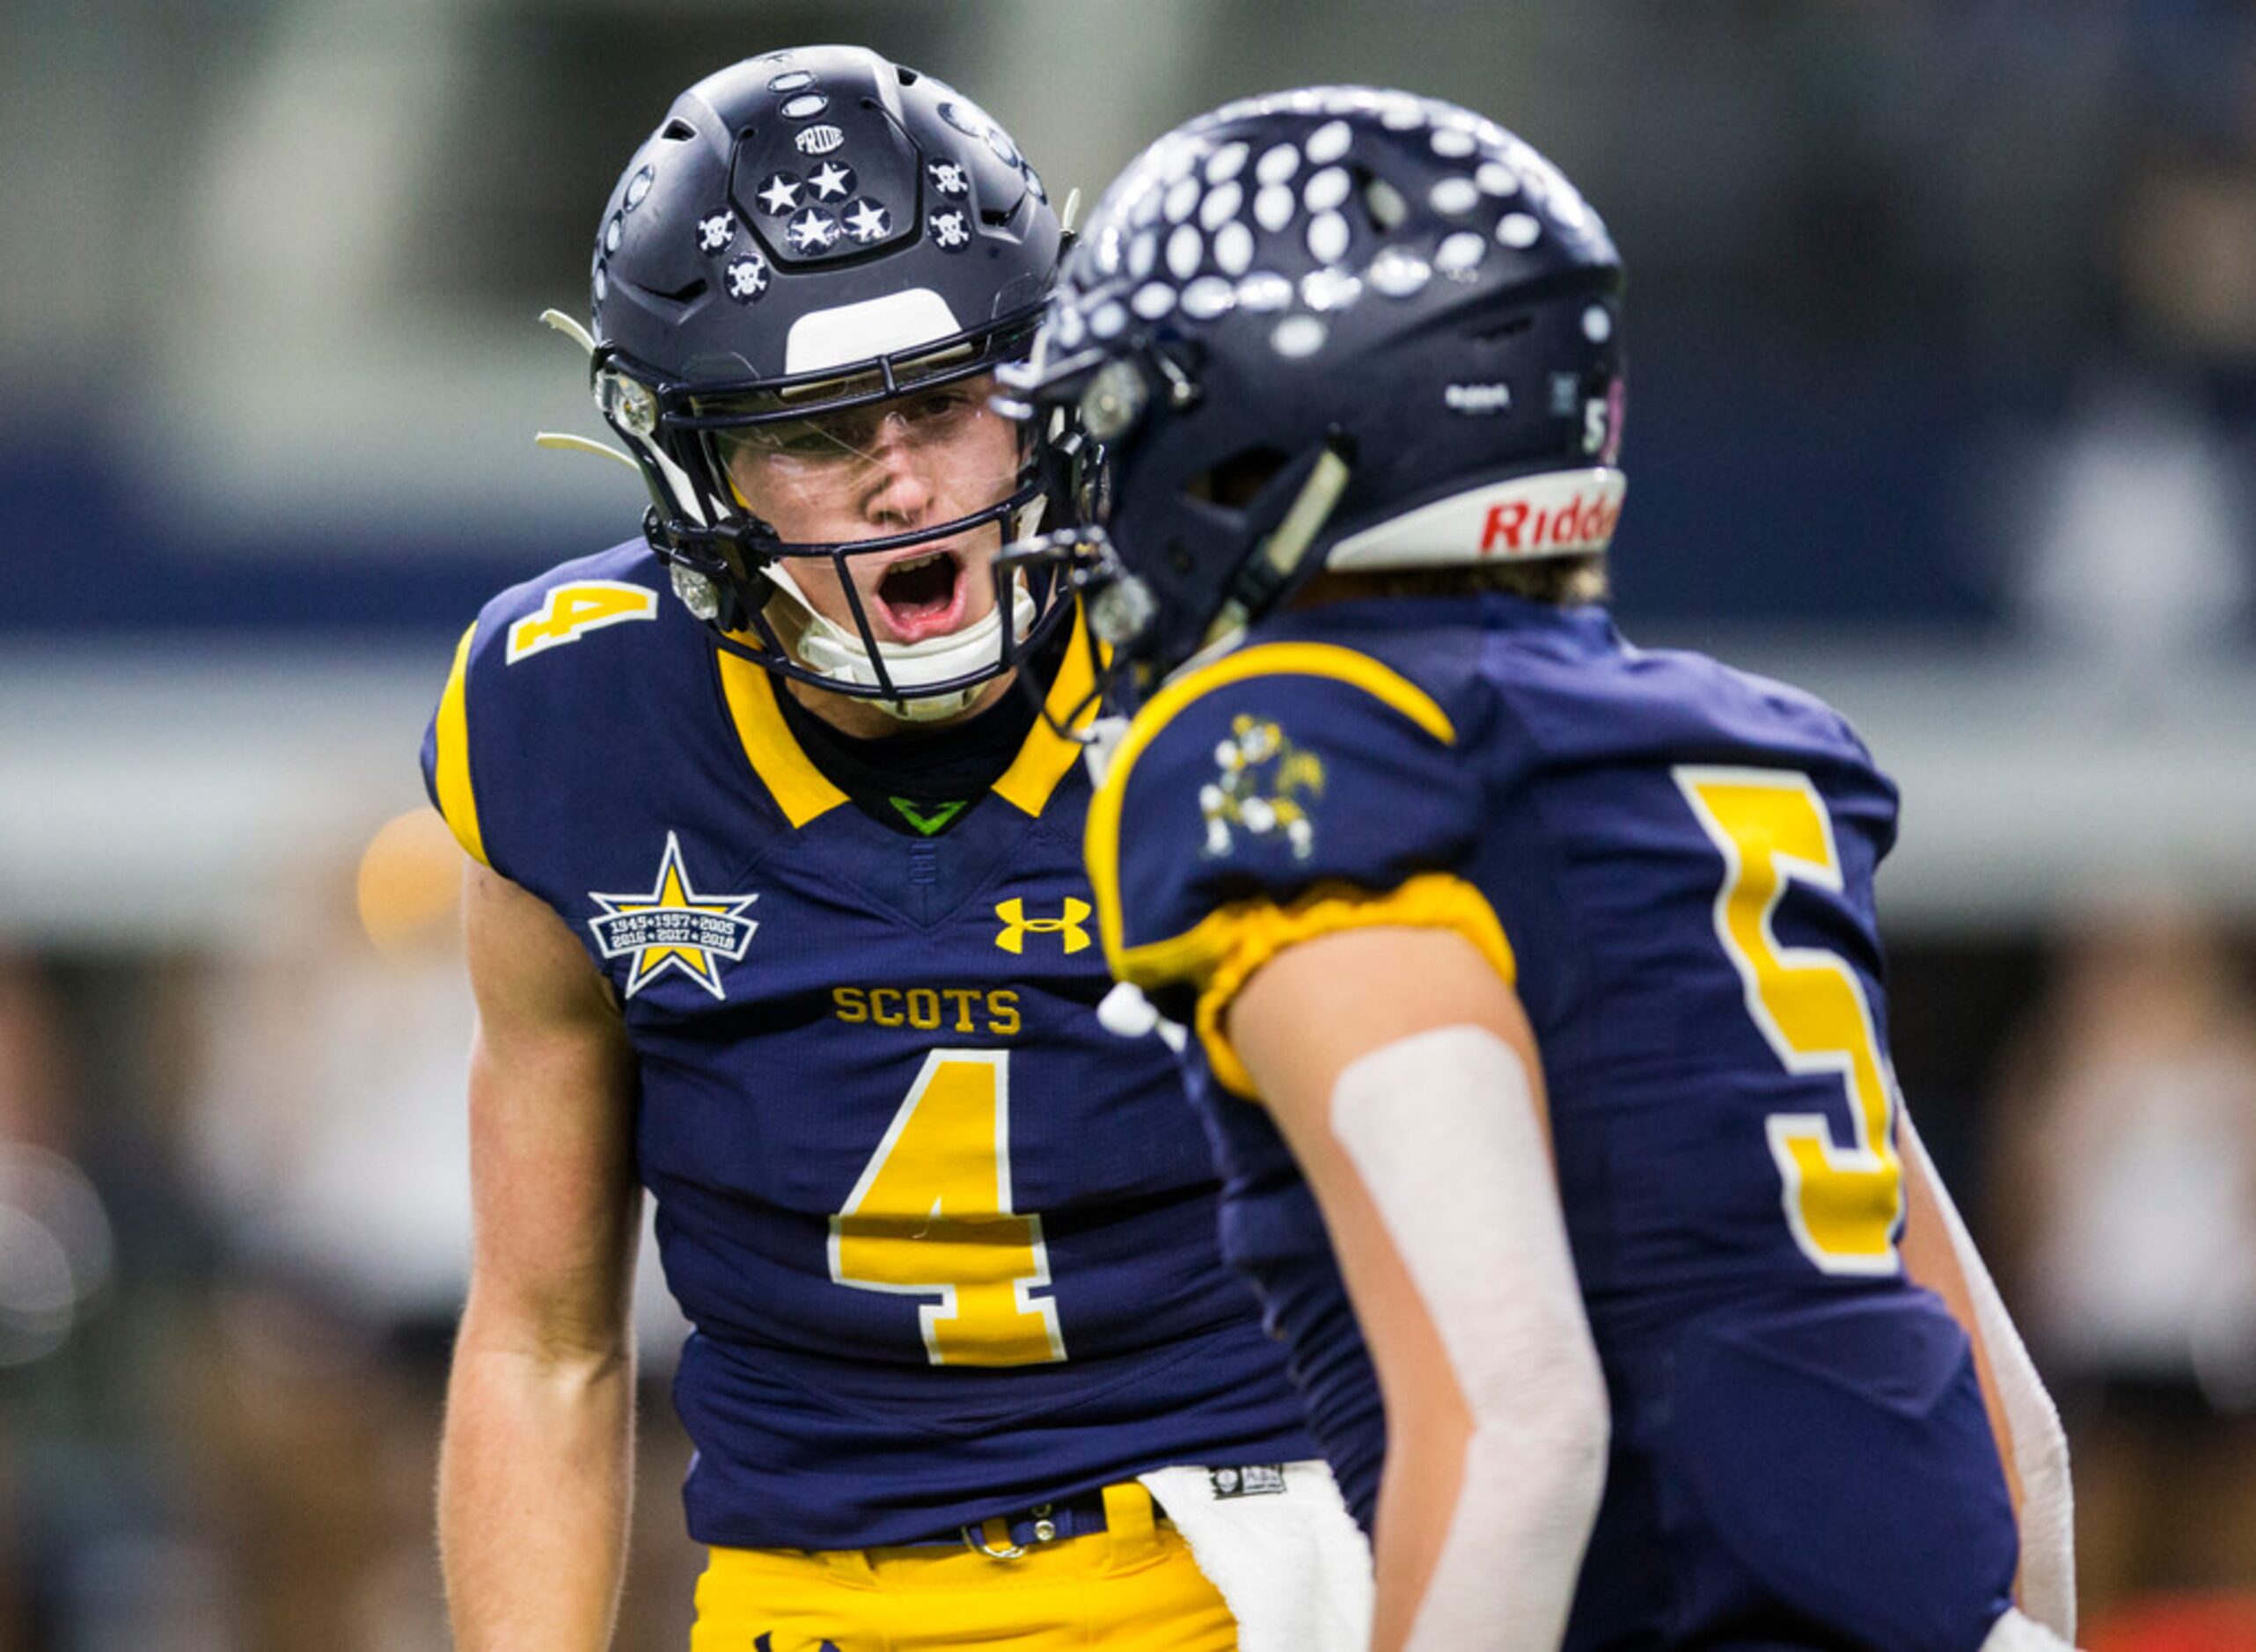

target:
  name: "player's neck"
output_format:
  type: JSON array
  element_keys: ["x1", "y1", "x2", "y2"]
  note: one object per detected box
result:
[{"x1": 781, "y1": 670, "x2": 1017, "y2": 741}]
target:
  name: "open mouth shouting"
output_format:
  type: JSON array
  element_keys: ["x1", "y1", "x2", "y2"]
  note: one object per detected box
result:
[{"x1": 868, "y1": 546, "x2": 971, "y2": 643}]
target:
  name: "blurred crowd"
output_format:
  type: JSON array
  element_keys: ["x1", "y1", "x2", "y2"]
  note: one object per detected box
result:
[{"x1": 0, "y1": 821, "x2": 698, "y2": 1650}]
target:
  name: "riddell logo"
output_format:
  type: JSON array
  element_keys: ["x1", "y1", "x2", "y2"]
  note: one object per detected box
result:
[
  {"x1": 1480, "y1": 489, "x2": 1622, "y2": 556},
  {"x1": 1324, "y1": 467, "x2": 1626, "y2": 572}
]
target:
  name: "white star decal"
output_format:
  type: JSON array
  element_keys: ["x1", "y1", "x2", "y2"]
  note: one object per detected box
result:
[
  {"x1": 809, "y1": 160, "x2": 853, "y2": 201},
  {"x1": 758, "y1": 174, "x2": 802, "y2": 216},
  {"x1": 844, "y1": 200, "x2": 890, "y2": 242},
  {"x1": 787, "y1": 208, "x2": 840, "y2": 252}
]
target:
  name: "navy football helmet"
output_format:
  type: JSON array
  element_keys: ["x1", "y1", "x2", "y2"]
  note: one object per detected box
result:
[
  {"x1": 1000, "y1": 87, "x2": 1625, "y2": 701},
  {"x1": 589, "y1": 45, "x2": 1070, "y2": 717}
]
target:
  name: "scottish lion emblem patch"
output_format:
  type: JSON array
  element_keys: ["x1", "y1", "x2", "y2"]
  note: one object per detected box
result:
[{"x1": 1198, "y1": 715, "x2": 1325, "y2": 861}]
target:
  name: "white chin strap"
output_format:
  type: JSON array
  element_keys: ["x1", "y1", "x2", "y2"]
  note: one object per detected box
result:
[{"x1": 765, "y1": 559, "x2": 1040, "y2": 724}]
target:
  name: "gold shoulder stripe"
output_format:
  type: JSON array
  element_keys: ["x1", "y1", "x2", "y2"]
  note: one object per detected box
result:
[
  {"x1": 432, "y1": 623, "x2": 488, "y2": 866},
  {"x1": 1085, "y1": 640, "x2": 1456, "y2": 964},
  {"x1": 992, "y1": 604, "x2": 1100, "y2": 817},
  {"x1": 715, "y1": 647, "x2": 848, "y2": 829},
  {"x1": 1124, "y1": 874, "x2": 1517, "y2": 1098}
]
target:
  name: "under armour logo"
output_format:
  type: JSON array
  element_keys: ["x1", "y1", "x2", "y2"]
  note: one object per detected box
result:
[
  {"x1": 993, "y1": 896, "x2": 1092, "y2": 955},
  {"x1": 753, "y1": 1635, "x2": 841, "y2": 1652}
]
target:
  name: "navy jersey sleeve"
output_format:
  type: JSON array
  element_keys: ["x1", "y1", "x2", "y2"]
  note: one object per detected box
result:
[
  {"x1": 1088, "y1": 640, "x2": 1514, "y2": 1094},
  {"x1": 417, "y1": 555, "x2": 669, "y2": 887}
]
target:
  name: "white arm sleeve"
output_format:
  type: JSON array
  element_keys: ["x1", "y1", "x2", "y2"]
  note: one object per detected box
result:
[
  {"x1": 1901, "y1": 1117, "x2": 2077, "y2": 1645},
  {"x1": 1329, "y1": 1025, "x2": 1610, "y2": 1651}
]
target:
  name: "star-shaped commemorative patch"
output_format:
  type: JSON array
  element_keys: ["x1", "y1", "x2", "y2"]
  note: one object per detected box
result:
[{"x1": 587, "y1": 833, "x2": 759, "y2": 999}]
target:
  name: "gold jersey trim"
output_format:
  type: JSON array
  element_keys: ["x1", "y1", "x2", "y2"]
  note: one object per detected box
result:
[
  {"x1": 433, "y1": 622, "x2": 489, "y2": 866},
  {"x1": 1132, "y1": 874, "x2": 1517, "y2": 1097},
  {"x1": 992, "y1": 604, "x2": 1100, "y2": 818},
  {"x1": 717, "y1": 646, "x2": 853, "y2": 828},
  {"x1": 718, "y1": 604, "x2": 1096, "y2": 830},
  {"x1": 1085, "y1": 640, "x2": 1458, "y2": 968}
]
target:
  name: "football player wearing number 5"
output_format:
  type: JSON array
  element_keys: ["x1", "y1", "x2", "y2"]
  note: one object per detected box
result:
[
  {"x1": 421, "y1": 50, "x2": 1345, "y2": 1651},
  {"x1": 1009, "y1": 89, "x2": 2079, "y2": 1650}
]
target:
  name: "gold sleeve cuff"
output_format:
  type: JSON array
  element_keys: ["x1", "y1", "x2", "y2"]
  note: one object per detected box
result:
[{"x1": 1121, "y1": 873, "x2": 1517, "y2": 1099}]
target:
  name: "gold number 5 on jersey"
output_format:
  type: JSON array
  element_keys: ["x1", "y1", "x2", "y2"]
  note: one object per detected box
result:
[{"x1": 1676, "y1": 767, "x2": 1905, "y2": 1276}]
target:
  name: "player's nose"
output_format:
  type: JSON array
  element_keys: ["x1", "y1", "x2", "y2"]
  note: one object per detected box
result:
[{"x1": 861, "y1": 415, "x2": 935, "y2": 523}]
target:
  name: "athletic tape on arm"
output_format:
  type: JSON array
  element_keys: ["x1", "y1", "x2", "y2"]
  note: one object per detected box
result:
[
  {"x1": 1979, "y1": 1607, "x2": 2079, "y2": 1651},
  {"x1": 1329, "y1": 1025, "x2": 1608, "y2": 1650},
  {"x1": 1902, "y1": 1118, "x2": 2077, "y2": 1644}
]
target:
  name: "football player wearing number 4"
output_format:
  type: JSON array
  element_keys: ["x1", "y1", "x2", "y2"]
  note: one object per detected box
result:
[
  {"x1": 421, "y1": 49, "x2": 1361, "y2": 1652},
  {"x1": 1008, "y1": 89, "x2": 2080, "y2": 1650}
]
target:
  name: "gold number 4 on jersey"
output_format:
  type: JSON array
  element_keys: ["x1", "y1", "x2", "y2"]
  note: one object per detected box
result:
[
  {"x1": 505, "y1": 580, "x2": 658, "y2": 664},
  {"x1": 829, "y1": 1049, "x2": 1068, "y2": 1366}
]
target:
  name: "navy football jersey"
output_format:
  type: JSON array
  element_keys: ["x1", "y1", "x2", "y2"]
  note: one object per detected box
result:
[
  {"x1": 421, "y1": 542, "x2": 1312, "y2": 1550},
  {"x1": 1089, "y1": 592, "x2": 2019, "y2": 1650}
]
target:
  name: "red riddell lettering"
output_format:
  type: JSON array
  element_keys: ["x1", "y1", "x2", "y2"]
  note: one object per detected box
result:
[
  {"x1": 1478, "y1": 490, "x2": 1622, "y2": 556},
  {"x1": 1480, "y1": 502, "x2": 1529, "y2": 552}
]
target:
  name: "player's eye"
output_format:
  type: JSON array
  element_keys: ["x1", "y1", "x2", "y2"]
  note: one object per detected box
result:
[
  {"x1": 743, "y1": 418, "x2": 864, "y2": 460},
  {"x1": 780, "y1": 423, "x2": 854, "y2": 456},
  {"x1": 899, "y1": 389, "x2": 974, "y2": 428}
]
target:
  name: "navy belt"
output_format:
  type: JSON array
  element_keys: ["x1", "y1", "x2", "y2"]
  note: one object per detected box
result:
[{"x1": 944, "y1": 1487, "x2": 1117, "y2": 1556}]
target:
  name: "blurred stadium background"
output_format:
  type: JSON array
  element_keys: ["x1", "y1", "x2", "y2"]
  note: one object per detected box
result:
[{"x1": 4, "y1": 3, "x2": 2254, "y2": 1647}]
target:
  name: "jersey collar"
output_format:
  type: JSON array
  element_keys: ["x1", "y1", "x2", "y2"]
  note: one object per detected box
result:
[
  {"x1": 715, "y1": 603, "x2": 1097, "y2": 829},
  {"x1": 992, "y1": 603, "x2": 1098, "y2": 817}
]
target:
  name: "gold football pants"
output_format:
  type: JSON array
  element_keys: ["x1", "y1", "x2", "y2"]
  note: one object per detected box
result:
[{"x1": 691, "y1": 1481, "x2": 1236, "y2": 1650}]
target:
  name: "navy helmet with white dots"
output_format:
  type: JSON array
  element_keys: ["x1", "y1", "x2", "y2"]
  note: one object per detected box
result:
[
  {"x1": 1001, "y1": 86, "x2": 1625, "y2": 698},
  {"x1": 586, "y1": 45, "x2": 1069, "y2": 712}
]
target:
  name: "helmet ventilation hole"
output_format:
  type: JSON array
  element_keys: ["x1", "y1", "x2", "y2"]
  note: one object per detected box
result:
[
  {"x1": 1469, "y1": 312, "x2": 1535, "y2": 344},
  {"x1": 641, "y1": 275, "x2": 708, "y2": 305},
  {"x1": 1363, "y1": 175, "x2": 1408, "y2": 230},
  {"x1": 1184, "y1": 446, "x2": 1290, "y2": 510}
]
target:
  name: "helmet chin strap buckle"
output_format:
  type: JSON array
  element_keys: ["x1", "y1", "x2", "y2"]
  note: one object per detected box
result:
[{"x1": 670, "y1": 563, "x2": 722, "y2": 621}]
